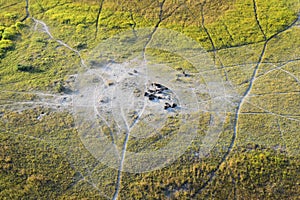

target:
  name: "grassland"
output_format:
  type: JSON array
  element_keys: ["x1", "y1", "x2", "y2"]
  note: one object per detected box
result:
[{"x1": 0, "y1": 0, "x2": 300, "y2": 199}]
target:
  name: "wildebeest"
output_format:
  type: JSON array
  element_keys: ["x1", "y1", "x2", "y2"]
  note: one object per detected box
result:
[
  {"x1": 148, "y1": 94, "x2": 156, "y2": 101},
  {"x1": 164, "y1": 102, "x2": 171, "y2": 110},
  {"x1": 152, "y1": 83, "x2": 168, "y2": 90}
]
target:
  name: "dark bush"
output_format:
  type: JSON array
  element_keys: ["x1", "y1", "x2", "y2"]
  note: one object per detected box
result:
[
  {"x1": 2, "y1": 27, "x2": 18, "y2": 40},
  {"x1": 16, "y1": 64, "x2": 34, "y2": 72}
]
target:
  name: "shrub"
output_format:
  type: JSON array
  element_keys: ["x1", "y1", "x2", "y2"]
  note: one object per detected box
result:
[
  {"x1": 16, "y1": 64, "x2": 34, "y2": 72},
  {"x1": 54, "y1": 81, "x2": 65, "y2": 93},
  {"x1": 2, "y1": 27, "x2": 18, "y2": 40},
  {"x1": 15, "y1": 22, "x2": 27, "y2": 30},
  {"x1": 0, "y1": 39, "x2": 14, "y2": 51}
]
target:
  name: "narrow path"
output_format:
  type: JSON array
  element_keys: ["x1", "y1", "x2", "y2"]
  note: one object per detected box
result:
[
  {"x1": 232, "y1": 175, "x2": 237, "y2": 200},
  {"x1": 0, "y1": 2, "x2": 20, "y2": 10},
  {"x1": 255, "y1": 55, "x2": 300, "y2": 81},
  {"x1": 199, "y1": 1, "x2": 216, "y2": 58},
  {"x1": 192, "y1": 37, "x2": 268, "y2": 199},
  {"x1": 32, "y1": 18, "x2": 87, "y2": 67},
  {"x1": 2, "y1": 117, "x2": 110, "y2": 199},
  {"x1": 192, "y1": 10, "x2": 299, "y2": 198},
  {"x1": 252, "y1": 0, "x2": 267, "y2": 40},
  {"x1": 95, "y1": 0, "x2": 104, "y2": 39},
  {"x1": 21, "y1": 0, "x2": 87, "y2": 68},
  {"x1": 112, "y1": 110, "x2": 130, "y2": 200},
  {"x1": 276, "y1": 120, "x2": 288, "y2": 154},
  {"x1": 249, "y1": 91, "x2": 300, "y2": 97},
  {"x1": 222, "y1": 22, "x2": 234, "y2": 43},
  {"x1": 199, "y1": 1, "x2": 232, "y2": 84},
  {"x1": 141, "y1": 0, "x2": 166, "y2": 58},
  {"x1": 2, "y1": 128, "x2": 46, "y2": 142},
  {"x1": 130, "y1": 0, "x2": 168, "y2": 128},
  {"x1": 209, "y1": 12, "x2": 298, "y2": 52},
  {"x1": 1, "y1": 90, "x2": 61, "y2": 97},
  {"x1": 112, "y1": 1, "x2": 169, "y2": 199},
  {"x1": 216, "y1": 52, "x2": 231, "y2": 81},
  {"x1": 129, "y1": 11, "x2": 137, "y2": 36},
  {"x1": 279, "y1": 69, "x2": 300, "y2": 84},
  {"x1": 0, "y1": 90, "x2": 73, "y2": 112},
  {"x1": 21, "y1": 0, "x2": 29, "y2": 22},
  {"x1": 8, "y1": 1, "x2": 121, "y2": 199}
]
